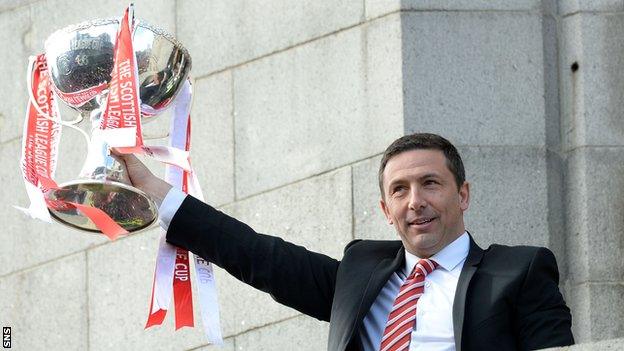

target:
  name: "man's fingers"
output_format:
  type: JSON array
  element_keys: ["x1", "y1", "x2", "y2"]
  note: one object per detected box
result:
[
  {"x1": 111, "y1": 148, "x2": 147, "y2": 170},
  {"x1": 109, "y1": 148, "x2": 170, "y2": 200},
  {"x1": 110, "y1": 147, "x2": 124, "y2": 157},
  {"x1": 109, "y1": 153, "x2": 133, "y2": 185},
  {"x1": 111, "y1": 147, "x2": 139, "y2": 162},
  {"x1": 109, "y1": 148, "x2": 153, "y2": 187}
]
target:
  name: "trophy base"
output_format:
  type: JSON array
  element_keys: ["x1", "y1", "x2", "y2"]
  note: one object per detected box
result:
[{"x1": 45, "y1": 180, "x2": 158, "y2": 234}]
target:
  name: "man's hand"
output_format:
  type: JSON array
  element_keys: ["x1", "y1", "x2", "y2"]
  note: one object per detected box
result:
[{"x1": 111, "y1": 148, "x2": 172, "y2": 207}]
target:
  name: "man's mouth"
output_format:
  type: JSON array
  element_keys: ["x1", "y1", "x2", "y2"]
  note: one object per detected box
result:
[{"x1": 409, "y1": 217, "x2": 436, "y2": 226}]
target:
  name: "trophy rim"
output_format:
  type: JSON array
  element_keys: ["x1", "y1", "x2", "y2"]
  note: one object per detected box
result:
[
  {"x1": 44, "y1": 17, "x2": 191, "y2": 66},
  {"x1": 47, "y1": 179, "x2": 159, "y2": 235}
]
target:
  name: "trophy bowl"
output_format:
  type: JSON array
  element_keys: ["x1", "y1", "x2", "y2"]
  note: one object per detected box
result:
[
  {"x1": 42, "y1": 18, "x2": 191, "y2": 234},
  {"x1": 45, "y1": 18, "x2": 191, "y2": 117}
]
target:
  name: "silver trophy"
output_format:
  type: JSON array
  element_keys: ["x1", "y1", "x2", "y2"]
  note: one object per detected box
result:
[{"x1": 42, "y1": 18, "x2": 191, "y2": 234}]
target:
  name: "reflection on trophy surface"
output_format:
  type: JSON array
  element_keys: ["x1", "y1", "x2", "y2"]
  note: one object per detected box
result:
[{"x1": 43, "y1": 18, "x2": 191, "y2": 234}]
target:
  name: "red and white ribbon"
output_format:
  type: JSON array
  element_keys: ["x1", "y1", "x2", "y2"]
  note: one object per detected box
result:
[
  {"x1": 16, "y1": 54, "x2": 61, "y2": 222},
  {"x1": 187, "y1": 171, "x2": 223, "y2": 343},
  {"x1": 99, "y1": 5, "x2": 191, "y2": 172},
  {"x1": 145, "y1": 80, "x2": 222, "y2": 344},
  {"x1": 16, "y1": 55, "x2": 128, "y2": 240},
  {"x1": 99, "y1": 4, "x2": 142, "y2": 149}
]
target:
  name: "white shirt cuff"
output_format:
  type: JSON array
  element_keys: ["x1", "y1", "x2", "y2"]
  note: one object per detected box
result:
[{"x1": 158, "y1": 187, "x2": 187, "y2": 230}]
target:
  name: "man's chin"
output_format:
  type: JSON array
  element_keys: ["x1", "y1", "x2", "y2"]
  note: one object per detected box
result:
[
  {"x1": 407, "y1": 230, "x2": 438, "y2": 241},
  {"x1": 404, "y1": 234, "x2": 441, "y2": 256}
]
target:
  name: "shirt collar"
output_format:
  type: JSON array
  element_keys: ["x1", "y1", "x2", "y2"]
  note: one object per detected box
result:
[{"x1": 403, "y1": 231, "x2": 470, "y2": 275}]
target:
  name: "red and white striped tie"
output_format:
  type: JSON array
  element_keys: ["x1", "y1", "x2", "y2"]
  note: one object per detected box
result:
[{"x1": 379, "y1": 258, "x2": 438, "y2": 351}]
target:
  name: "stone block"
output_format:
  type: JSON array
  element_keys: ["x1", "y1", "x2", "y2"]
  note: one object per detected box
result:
[
  {"x1": 88, "y1": 228, "x2": 211, "y2": 351},
  {"x1": 0, "y1": 139, "x2": 108, "y2": 276},
  {"x1": 365, "y1": 0, "x2": 547, "y2": 19},
  {"x1": 234, "y1": 315, "x2": 330, "y2": 351},
  {"x1": 353, "y1": 155, "x2": 398, "y2": 241},
  {"x1": 0, "y1": 0, "x2": 37, "y2": 12},
  {"x1": 461, "y1": 146, "x2": 554, "y2": 249},
  {"x1": 176, "y1": 0, "x2": 363, "y2": 77},
  {"x1": 559, "y1": 14, "x2": 583, "y2": 152},
  {"x1": 365, "y1": 0, "x2": 401, "y2": 19},
  {"x1": 234, "y1": 25, "x2": 402, "y2": 198},
  {"x1": 401, "y1": 0, "x2": 548, "y2": 11},
  {"x1": 402, "y1": 12, "x2": 547, "y2": 146},
  {"x1": 560, "y1": 0, "x2": 624, "y2": 15},
  {"x1": 564, "y1": 147, "x2": 624, "y2": 285},
  {"x1": 190, "y1": 72, "x2": 235, "y2": 207},
  {"x1": 585, "y1": 283, "x2": 624, "y2": 341},
  {"x1": 564, "y1": 280, "x2": 592, "y2": 342},
  {"x1": 0, "y1": 253, "x2": 87, "y2": 350},
  {"x1": 545, "y1": 148, "x2": 567, "y2": 277},
  {"x1": 565, "y1": 282, "x2": 624, "y2": 343},
  {"x1": 366, "y1": 14, "x2": 405, "y2": 142},
  {"x1": 542, "y1": 13, "x2": 562, "y2": 150},
  {"x1": 563, "y1": 148, "x2": 590, "y2": 286},
  {"x1": 216, "y1": 167, "x2": 352, "y2": 336},
  {"x1": 0, "y1": 6, "x2": 30, "y2": 143},
  {"x1": 560, "y1": 13, "x2": 624, "y2": 150},
  {"x1": 222, "y1": 166, "x2": 352, "y2": 266},
  {"x1": 195, "y1": 337, "x2": 235, "y2": 351},
  {"x1": 547, "y1": 338, "x2": 624, "y2": 350},
  {"x1": 212, "y1": 266, "x2": 301, "y2": 338}
]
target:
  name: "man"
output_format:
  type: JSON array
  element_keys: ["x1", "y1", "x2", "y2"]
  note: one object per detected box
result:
[{"x1": 116, "y1": 133, "x2": 574, "y2": 351}]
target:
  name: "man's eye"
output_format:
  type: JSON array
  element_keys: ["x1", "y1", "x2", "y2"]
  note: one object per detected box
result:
[
  {"x1": 393, "y1": 186, "x2": 406, "y2": 193},
  {"x1": 424, "y1": 180, "x2": 438, "y2": 186}
]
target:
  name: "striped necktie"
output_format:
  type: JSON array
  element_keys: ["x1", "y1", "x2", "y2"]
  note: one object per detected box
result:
[{"x1": 379, "y1": 258, "x2": 438, "y2": 351}]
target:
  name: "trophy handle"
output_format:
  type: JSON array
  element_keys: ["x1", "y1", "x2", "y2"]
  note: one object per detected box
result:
[{"x1": 26, "y1": 56, "x2": 91, "y2": 147}]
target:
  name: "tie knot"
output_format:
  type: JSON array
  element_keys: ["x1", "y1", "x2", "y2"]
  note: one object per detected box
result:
[{"x1": 411, "y1": 258, "x2": 438, "y2": 278}]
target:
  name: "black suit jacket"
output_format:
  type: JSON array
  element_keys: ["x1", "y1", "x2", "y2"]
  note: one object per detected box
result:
[{"x1": 166, "y1": 196, "x2": 574, "y2": 351}]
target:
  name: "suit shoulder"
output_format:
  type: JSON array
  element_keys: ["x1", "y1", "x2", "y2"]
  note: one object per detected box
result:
[
  {"x1": 486, "y1": 244, "x2": 545, "y2": 254},
  {"x1": 343, "y1": 239, "x2": 402, "y2": 256},
  {"x1": 483, "y1": 244, "x2": 557, "y2": 266}
]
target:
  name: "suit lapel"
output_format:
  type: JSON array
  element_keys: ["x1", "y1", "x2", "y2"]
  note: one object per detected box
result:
[
  {"x1": 452, "y1": 235, "x2": 484, "y2": 351},
  {"x1": 355, "y1": 247, "x2": 405, "y2": 324},
  {"x1": 342, "y1": 245, "x2": 404, "y2": 350}
]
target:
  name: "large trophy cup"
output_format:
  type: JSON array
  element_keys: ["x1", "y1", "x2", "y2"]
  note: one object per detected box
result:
[{"x1": 41, "y1": 16, "x2": 191, "y2": 234}]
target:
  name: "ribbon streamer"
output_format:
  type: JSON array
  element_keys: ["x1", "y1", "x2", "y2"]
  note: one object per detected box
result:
[{"x1": 144, "y1": 79, "x2": 223, "y2": 344}]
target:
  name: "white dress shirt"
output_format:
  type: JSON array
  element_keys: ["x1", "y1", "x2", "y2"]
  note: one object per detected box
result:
[
  {"x1": 360, "y1": 232, "x2": 469, "y2": 351},
  {"x1": 158, "y1": 187, "x2": 187, "y2": 230}
]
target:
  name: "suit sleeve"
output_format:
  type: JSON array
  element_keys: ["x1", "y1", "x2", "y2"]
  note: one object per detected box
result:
[
  {"x1": 516, "y1": 247, "x2": 574, "y2": 350},
  {"x1": 165, "y1": 195, "x2": 340, "y2": 322}
]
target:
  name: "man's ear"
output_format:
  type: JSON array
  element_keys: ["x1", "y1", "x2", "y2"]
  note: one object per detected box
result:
[
  {"x1": 459, "y1": 181, "x2": 470, "y2": 211},
  {"x1": 380, "y1": 199, "x2": 393, "y2": 225}
]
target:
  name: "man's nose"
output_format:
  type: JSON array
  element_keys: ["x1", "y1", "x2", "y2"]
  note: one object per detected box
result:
[{"x1": 408, "y1": 187, "x2": 427, "y2": 210}]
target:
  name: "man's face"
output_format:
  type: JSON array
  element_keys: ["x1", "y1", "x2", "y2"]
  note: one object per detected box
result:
[{"x1": 380, "y1": 149, "x2": 470, "y2": 258}]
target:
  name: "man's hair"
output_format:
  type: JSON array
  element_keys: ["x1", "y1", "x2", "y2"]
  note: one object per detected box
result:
[{"x1": 378, "y1": 133, "x2": 465, "y2": 197}]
